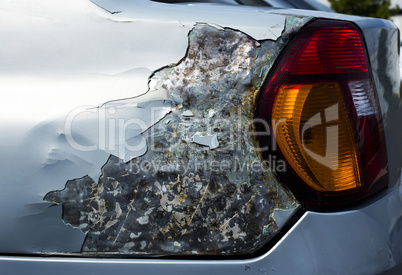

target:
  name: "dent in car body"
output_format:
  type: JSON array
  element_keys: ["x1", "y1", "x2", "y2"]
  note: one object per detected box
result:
[{"x1": 45, "y1": 17, "x2": 311, "y2": 255}]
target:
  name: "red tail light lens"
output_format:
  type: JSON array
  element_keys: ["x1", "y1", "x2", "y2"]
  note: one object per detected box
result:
[{"x1": 255, "y1": 19, "x2": 388, "y2": 208}]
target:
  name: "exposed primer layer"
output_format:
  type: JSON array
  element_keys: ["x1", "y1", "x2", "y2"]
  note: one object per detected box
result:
[{"x1": 45, "y1": 17, "x2": 310, "y2": 255}]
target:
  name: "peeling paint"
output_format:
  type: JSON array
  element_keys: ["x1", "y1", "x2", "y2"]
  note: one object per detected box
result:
[
  {"x1": 272, "y1": 209, "x2": 295, "y2": 229},
  {"x1": 44, "y1": 17, "x2": 310, "y2": 255},
  {"x1": 182, "y1": 110, "x2": 194, "y2": 117},
  {"x1": 91, "y1": 0, "x2": 288, "y2": 40},
  {"x1": 192, "y1": 133, "x2": 219, "y2": 149}
]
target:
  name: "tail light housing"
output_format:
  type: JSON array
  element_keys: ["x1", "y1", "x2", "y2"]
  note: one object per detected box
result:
[{"x1": 255, "y1": 19, "x2": 388, "y2": 208}]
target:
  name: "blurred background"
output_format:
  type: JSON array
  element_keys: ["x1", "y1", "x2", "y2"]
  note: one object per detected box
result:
[{"x1": 317, "y1": 0, "x2": 402, "y2": 26}]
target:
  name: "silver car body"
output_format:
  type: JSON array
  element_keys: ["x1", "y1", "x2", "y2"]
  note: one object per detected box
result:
[{"x1": 0, "y1": 0, "x2": 401, "y2": 273}]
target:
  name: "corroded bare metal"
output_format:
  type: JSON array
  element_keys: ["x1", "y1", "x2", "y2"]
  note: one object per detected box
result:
[{"x1": 45, "y1": 18, "x2": 310, "y2": 255}]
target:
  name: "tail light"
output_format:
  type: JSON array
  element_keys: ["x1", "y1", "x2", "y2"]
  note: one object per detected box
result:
[{"x1": 255, "y1": 19, "x2": 388, "y2": 208}]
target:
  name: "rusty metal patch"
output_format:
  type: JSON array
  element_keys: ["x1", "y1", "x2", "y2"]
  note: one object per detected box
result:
[{"x1": 45, "y1": 17, "x2": 310, "y2": 255}]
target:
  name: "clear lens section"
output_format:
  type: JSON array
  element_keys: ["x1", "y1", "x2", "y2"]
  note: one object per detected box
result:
[
  {"x1": 272, "y1": 83, "x2": 361, "y2": 192},
  {"x1": 348, "y1": 80, "x2": 375, "y2": 117}
]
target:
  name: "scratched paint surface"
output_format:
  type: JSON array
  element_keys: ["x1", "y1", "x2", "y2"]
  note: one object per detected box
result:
[{"x1": 45, "y1": 17, "x2": 310, "y2": 255}]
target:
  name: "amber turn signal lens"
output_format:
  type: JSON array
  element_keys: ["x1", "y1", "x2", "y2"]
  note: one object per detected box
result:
[{"x1": 272, "y1": 83, "x2": 361, "y2": 192}]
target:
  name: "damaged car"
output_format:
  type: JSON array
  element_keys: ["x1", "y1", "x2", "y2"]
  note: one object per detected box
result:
[{"x1": 0, "y1": 0, "x2": 401, "y2": 274}]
